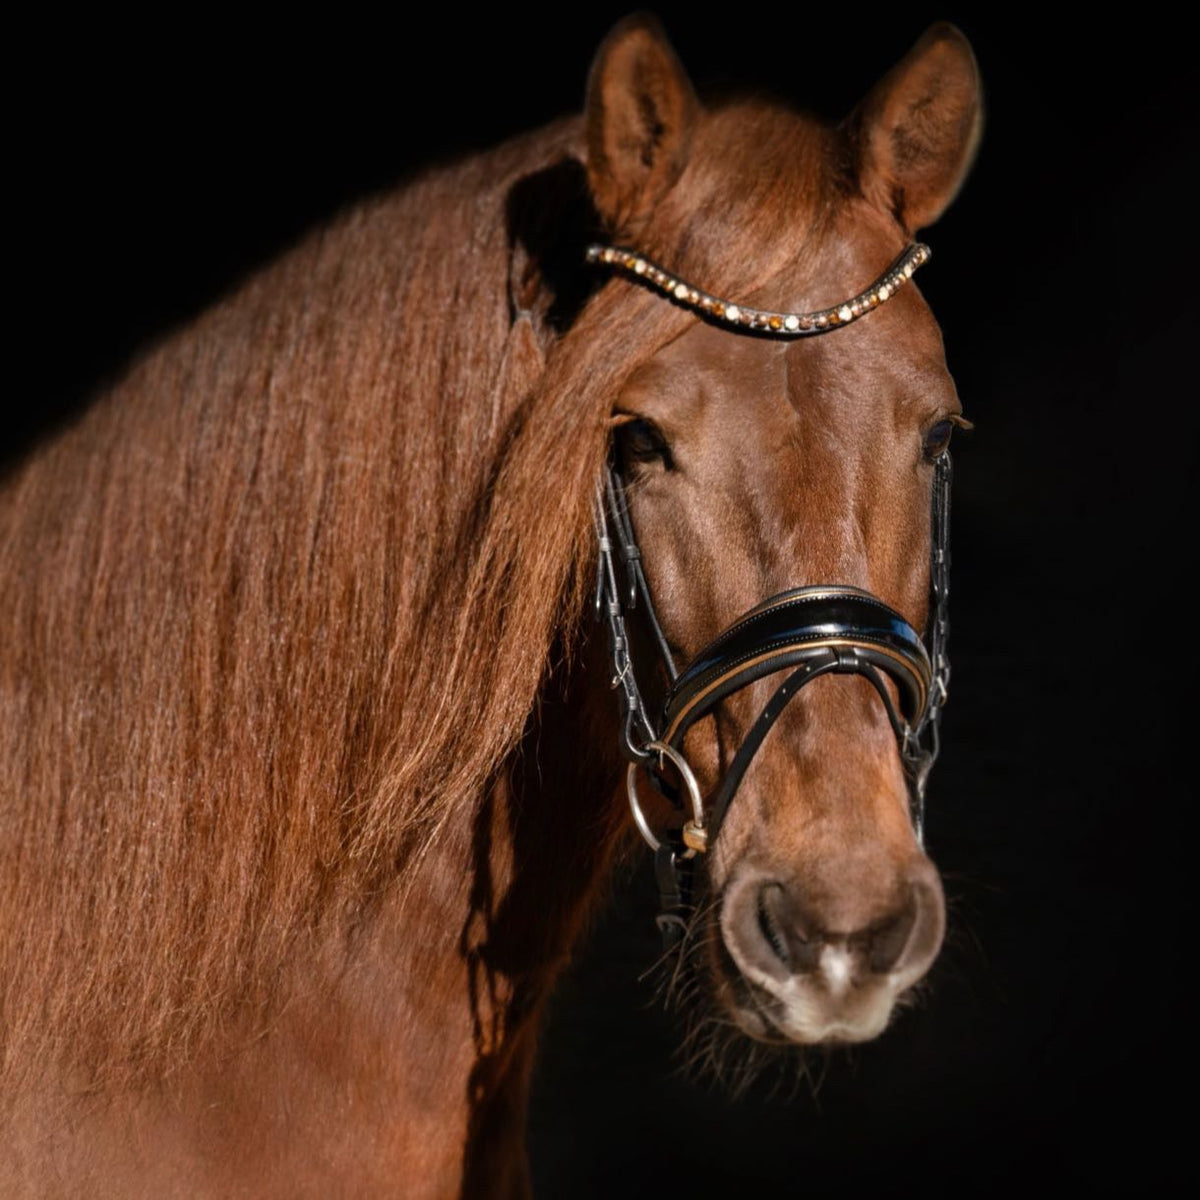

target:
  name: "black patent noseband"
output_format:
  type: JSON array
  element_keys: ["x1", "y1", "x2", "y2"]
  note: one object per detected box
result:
[{"x1": 589, "y1": 240, "x2": 953, "y2": 948}]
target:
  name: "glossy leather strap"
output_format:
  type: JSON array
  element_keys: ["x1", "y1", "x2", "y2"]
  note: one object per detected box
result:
[{"x1": 661, "y1": 586, "x2": 930, "y2": 747}]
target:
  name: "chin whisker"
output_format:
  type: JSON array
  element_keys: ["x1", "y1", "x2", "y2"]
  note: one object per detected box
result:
[
  {"x1": 641, "y1": 880, "x2": 936, "y2": 1107},
  {"x1": 639, "y1": 897, "x2": 816, "y2": 1100}
]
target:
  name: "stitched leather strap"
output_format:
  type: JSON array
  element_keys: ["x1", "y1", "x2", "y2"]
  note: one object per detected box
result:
[{"x1": 662, "y1": 586, "x2": 930, "y2": 746}]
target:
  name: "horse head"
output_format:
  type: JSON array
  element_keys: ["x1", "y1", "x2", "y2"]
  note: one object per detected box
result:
[{"x1": 581, "y1": 18, "x2": 981, "y2": 1048}]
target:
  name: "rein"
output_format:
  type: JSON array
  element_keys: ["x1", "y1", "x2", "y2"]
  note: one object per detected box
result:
[{"x1": 589, "y1": 241, "x2": 953, "y2": 949}]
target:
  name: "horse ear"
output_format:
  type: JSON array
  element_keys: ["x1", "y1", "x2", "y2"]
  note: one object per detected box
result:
[
  {"x1": 850, "y1": 23, "x2": 983, "y2": 233},
  {"x1": 585, "y1": 15, "x2": 699, "y2": 235}
]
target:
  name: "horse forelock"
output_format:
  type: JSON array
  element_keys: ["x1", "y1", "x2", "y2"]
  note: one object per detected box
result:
[
  {"x1": 0, "y1": 98, "x2": 842, "y2": 1096},
  {"x1": 626, "y1": 102, "x2": 846, "y2": 309}
]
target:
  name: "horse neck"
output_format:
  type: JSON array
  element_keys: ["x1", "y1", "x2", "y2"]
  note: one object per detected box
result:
[
  {"x1": 155, "y1": 631, "x2": 628, "y2": 1194},
  {"x1": 1, "y1": 110, "x2": 634, "y2": 1192}
]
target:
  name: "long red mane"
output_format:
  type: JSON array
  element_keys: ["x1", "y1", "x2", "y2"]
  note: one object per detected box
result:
[{"x1": 0, "y1": 88, "x2": 840, "y2": 1106}]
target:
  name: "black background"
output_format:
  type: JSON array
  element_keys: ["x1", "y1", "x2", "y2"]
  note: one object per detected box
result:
[{"x1": 12, "y1": 7, "x2": 1193, "y2": 1194}]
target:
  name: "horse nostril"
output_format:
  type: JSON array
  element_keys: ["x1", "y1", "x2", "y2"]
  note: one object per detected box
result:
[
  {"x1": 865, "y1": 903, "x2": 917, "y2": 974},
  {"x1": 751, "y1": 881, "x2": 821, "y2": 974},
  {"x1": 725, "y1": 864, "x2": 945, "y2": 991},
  {"x1": 756, "y1": 885, "x2": 791, "y2": 968},
  {"x1": 884, "y1": 862, "x2": 947, "y2": 985}
]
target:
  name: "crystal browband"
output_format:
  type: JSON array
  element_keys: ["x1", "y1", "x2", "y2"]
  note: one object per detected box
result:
[{"x1": 586, "y1": 241, "x2": 931, "y2": 337}]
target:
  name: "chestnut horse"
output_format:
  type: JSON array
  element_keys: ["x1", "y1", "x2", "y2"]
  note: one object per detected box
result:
[{"x1": 0, "y1": 18, "x2": 981, "y2": 1197}]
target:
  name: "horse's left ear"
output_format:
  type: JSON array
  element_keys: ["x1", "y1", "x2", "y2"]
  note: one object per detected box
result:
[
  {"x1": 585, "y1": 15, "x2": 699, "y2": 236},
  {"x1": 850, "y1": 23, "x2": 983, "y2": 232}
]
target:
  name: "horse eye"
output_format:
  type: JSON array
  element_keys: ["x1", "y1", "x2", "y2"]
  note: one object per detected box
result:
[
  {"x1": 619, "y1": 418, "x2": 674, "y2": 470},
  {"x1": 922, "y1": 419, "x2": 955, "y2": 461}
]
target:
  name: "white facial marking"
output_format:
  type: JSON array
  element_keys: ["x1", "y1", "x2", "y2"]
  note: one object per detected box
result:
[
  {"x1": 721, "y1": 896, "x2": 896, "y2": 1045},
  {"x1": 821, "y1": 945, "x2": 853, "y2": 997}
]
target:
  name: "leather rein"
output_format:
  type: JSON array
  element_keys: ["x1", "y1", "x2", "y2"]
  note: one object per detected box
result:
[{"x1": 588, "y1": 240, "x2": 953, "y2": 949}]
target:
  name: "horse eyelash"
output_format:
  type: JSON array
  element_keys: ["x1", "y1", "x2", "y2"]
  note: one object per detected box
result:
[{"x1": 614, "y1": 415, "x2": 675, "y2": 471}]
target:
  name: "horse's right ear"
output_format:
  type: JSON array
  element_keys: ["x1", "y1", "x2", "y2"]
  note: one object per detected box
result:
[{"x1": 585, "y1": 16, "x2": 699, "y2": 237}]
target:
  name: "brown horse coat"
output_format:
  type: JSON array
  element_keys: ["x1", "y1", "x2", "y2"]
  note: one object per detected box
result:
[{"x1": 0, "y1": 17, "x2": 980, "y2": 1197}]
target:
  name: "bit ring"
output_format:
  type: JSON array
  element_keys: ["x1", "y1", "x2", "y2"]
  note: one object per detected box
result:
[{"x1": 626, "y1": 741, "x2": 707, "y2": 857}]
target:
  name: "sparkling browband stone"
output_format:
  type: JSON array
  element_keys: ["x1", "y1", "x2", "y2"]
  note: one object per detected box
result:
[{"x1": 585, "y1": 242, "x2": 931, "y2": 336}]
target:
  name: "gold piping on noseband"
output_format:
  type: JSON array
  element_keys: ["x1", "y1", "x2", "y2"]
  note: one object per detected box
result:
[
  {"x1": 586, "y1": 242, "x2": 930, "y2": 336},
  {"x1": 661, "y1": 637, "x2": 930, "y2": 747}
]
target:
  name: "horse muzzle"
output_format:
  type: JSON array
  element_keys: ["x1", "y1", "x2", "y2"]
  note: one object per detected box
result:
[{"x1": 716, "y1": 852, "x2": 946, "y2": 1044}]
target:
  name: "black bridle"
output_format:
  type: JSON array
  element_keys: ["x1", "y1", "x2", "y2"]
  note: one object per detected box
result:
[{"x1": 589, "y1": 240, "x2": 954, "y2": 948}]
